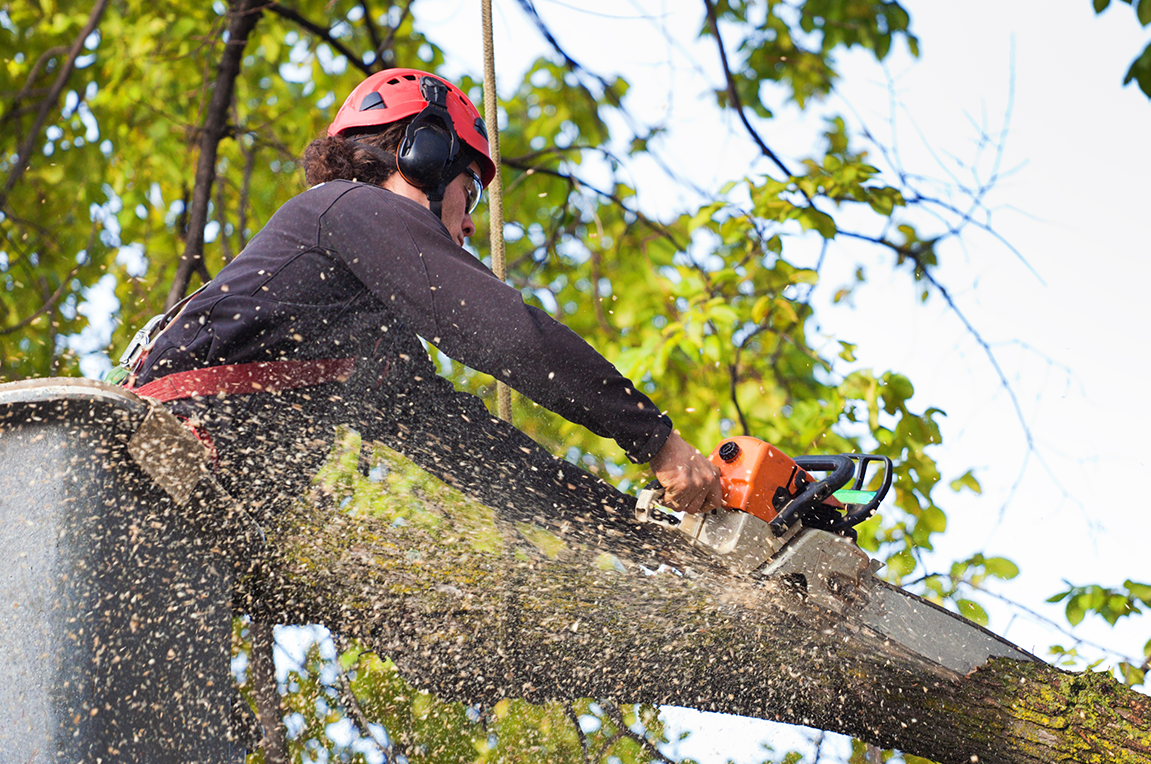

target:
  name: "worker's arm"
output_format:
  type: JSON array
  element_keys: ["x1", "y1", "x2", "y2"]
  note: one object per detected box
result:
[
  {"x1": 648, "y1": 431, "x2": 724, "y2": 514},
  {"x1": 323, "y1": 184, "x2": 674, "y2": 463}
]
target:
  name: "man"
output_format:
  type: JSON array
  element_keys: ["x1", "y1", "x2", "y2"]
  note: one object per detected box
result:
[{"x1": 130, "y1": 68, "x2": 721, "y2": 518}]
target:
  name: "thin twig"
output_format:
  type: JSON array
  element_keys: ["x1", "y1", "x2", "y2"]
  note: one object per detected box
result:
[
  {"x1": 601, "y1": 701, "x2": 671, "y2": 763},
  {"x1": 0, "y1": 263, "x2": 82, "y2": 336},
  {"x1": 0, "y1": 0, "x2": 111, "y2": 210},
  {"x1": 337, "y1": 659, "x2": 392, "y2": 756},
  {"x1": 377, "y1": 0, "x2": 415, "y2": 66},
  {"x1": 563, "y1": 701, "x2": 593, "y2": 764},
  {"x1": 267, "y1": 2, "x2": 374, "y2": 76},
  {"x1": 701, "y1": 0, "x2": 792, "y2": 179},
  {"x1": 0, "y1": 45, "x2": 68, "y2": 131}
]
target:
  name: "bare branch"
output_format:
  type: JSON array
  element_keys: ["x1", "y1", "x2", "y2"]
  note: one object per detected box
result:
[
  {"x1": 335, "y1": 652, "x2": 391, "y2": 756},
  {"x1": 600, "y1": 701, "x2": 671, "y2": 763},
  {"x1": 563, "y1": 702, "x2": 593, "y2": 764},
  {"x1": 501, "y1": 156, "x2": 687, "y2": 253}
]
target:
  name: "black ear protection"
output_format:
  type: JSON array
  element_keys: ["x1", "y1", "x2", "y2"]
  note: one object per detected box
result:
[{"x1": 396, "y1": 77, "x2": 472, "y2": 219}]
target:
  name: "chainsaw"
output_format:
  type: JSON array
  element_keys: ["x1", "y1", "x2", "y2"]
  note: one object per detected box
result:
[{"x1": 635, "y1": 436, "x2": 1036, "y2": 673}]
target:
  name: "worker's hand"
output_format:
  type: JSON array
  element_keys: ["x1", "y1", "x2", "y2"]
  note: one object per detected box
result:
[{"x1": 649, "y1": 431, "x2": 724, "y2": 515}]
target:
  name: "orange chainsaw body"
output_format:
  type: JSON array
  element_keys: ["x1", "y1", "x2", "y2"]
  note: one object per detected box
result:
[{"x1": 707, "y1": 436, "x2": 843, "y2": 523}]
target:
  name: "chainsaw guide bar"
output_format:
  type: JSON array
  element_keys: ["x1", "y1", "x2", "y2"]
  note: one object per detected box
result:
[{"x1": 635, "y1": 437, "x2": 1036, "y2": 674}]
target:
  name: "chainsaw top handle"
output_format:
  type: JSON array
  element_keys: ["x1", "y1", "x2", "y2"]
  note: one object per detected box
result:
[
  {"x1": 827, "y1": 453, "x2": 893, "y2": 533},
  {"x1": 770, "y1": 455, "x2": 854, "y2": 535}
]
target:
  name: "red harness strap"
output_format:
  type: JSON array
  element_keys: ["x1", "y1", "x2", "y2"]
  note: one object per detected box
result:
[{"x1": 130, "y1": 358, "x2": 357, "y2": 402}]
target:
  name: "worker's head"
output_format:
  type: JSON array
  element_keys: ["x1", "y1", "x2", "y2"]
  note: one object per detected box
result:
[{"x1": 304, "y1": 69, "x2": 494, "y2": 238}]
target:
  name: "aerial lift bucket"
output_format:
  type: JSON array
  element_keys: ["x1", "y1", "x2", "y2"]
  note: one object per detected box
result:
[{"x1": 0, "y1": 378, "x2": 256, "y2": 762}]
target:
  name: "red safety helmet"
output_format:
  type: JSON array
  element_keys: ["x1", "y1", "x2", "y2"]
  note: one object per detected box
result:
[{"x1": 328, "y1": 68, "x2": 496, "y2": 188}]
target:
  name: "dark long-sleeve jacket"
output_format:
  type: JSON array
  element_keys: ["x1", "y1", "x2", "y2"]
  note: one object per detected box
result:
[{"x1": 137, "y1": 180, "x2": 672, "y2": 463}]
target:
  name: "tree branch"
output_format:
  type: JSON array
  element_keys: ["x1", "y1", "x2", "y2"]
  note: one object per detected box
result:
[
  {"x1": 233, "y1": 426, "x2": 1150, "y2": 764},
  {"x1": 357, "y1": 0, "x2": 384, "y2": 66},
  {"x1": 0, "y1": 262, "x2": 82, "y2": 336},
  {"x1": 249, "y1": 620, "x2": 288, "y2": 764},
  {"x1": 335, "y1": 651, "x2": 392, "y2": 756},
  {"x1": 0, "y1": 45, "x2": 68, "y2": 131},
  {"x1": 266, "y1": 2, "x2": 374, "y2": 77},
  {"x1": 166, "y1": 0, "x2": 264, "y2": 310},
  {"x1": 376, "y1": 0, "x2": 415, "y2": 67},
  {"x1": 501, "y1": 156, "x2": 688, "y2": 253},
  {"x1": 701, "y1": 0, "x2": 792, "y2": 179},
  {"x1": 601, "y1": 700, "x2": 671, "y2": 763},
  {"x1": 0, "y1": 0, "x2": 110, "y2": 210}
]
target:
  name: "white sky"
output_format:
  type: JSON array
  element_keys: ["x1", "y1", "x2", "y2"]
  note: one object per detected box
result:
[{"x1": 410, "y1": 1, "x2": 1149, "y2": 760}]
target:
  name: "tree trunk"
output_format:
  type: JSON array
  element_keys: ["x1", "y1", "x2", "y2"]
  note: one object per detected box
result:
[{"x1": 237, "y1": 433, "x2": 1151, "y2": 764}]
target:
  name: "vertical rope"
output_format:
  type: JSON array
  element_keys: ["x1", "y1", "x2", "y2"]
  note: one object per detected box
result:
[{"x1": 481, "y1": 0, "x2": 512, "y2": 423}]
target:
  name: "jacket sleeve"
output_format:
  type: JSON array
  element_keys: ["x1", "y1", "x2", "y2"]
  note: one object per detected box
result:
[{"x1": 317, "y1": 184, "x2": 673, "y2": 463}]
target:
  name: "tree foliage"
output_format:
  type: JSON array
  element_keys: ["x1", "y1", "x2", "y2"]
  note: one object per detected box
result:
[
  {"x1": 1090, "y1": 0, "x2": 1151, "y2": 97},
  {"x1": 1, "y1": 1, "x2": 1146, "y2": 761}
]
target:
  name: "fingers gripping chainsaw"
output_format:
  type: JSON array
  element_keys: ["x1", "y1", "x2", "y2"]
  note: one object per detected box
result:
[
  {"x1": 636, "y1": 436, "x2": 891, "y2": 599},
  {"x1": 635, "y1": 436, "x2": 1035, "y2": 673}
]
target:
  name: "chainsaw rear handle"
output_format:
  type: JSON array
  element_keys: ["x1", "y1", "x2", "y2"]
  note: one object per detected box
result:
[
  {"x1": 828, "y1": 453, "x2": 894, "y2": 533},
  {"x1": 769, "y1": 455, "x2": 854, "y2": 535}
]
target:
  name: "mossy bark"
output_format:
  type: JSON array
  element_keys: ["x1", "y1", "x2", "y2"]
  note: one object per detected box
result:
[{"x1": 236, "y1": 431, "x2": 1150, "y2": 764}]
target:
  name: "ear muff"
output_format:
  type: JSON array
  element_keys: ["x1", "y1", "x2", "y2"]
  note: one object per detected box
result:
[
  {"x1": 396, "y1": 120, "x2": 457, "y2": 190},
  {"x1": 396, "y1": 76, "x2": 463, "y2": 193}
]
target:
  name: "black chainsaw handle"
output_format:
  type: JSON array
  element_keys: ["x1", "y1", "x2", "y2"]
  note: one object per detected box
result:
[
  {"x1": 828, "y1": 453, "x2": 894, "y2": 533},
  {"x1": 769, "y1": 455, "x2": 854, "y2": 535}
]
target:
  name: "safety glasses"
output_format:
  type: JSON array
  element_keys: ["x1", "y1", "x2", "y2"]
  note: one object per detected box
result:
[{"x1": 462, "y1": 167, "x2": 483, "y2": 215}]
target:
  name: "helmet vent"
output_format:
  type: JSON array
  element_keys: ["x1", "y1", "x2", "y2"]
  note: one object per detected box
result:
[{"x1": 358, "y1": 91, "x2": 387, "y2": 111}]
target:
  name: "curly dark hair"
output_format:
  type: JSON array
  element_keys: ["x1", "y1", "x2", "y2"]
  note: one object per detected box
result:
[{"x1": 301, "y1": 119, "x2": 411, "y2": 187}]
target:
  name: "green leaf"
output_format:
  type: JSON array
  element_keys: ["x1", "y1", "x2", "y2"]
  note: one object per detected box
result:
[
  {"x1": 886, "y1": 550, "x2": 916, "y2": 580},
  {"x1": 1128, "y1": 579, "x2": 1151, "y2": 605},
  {"x1": 984, "y1": 557, "x2": 1020, "y2": 580},
  {"x1": 1118, "y1": 661, "x2": 1146, "y2": 687},
  {"x1": 1123, "y1": 41, "x2": 1151, "y2": 97},
  {"x1": 796, "y1": 206, "x2": 838, "y2": 238},
  {"x1": 1066, "y1": 597, "x2": 1087, "y2": 626},
  {"x1": 957, "y1": 599, "x2": 989, "y2": 626},
  {"x1": 1138, "y1": 0, "x2": 1151, "y2": 25},
  {"x1": 1093, "y1": 0, "x2": 1112, "y2": 12},
  {"x1": 948, "y1": 469, "x2": 982, "y2": 495}
]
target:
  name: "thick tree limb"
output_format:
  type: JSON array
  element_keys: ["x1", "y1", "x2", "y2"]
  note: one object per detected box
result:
[
  {"x1": 237, "y1": 433, "x2": 1150, "y2": 764},
  {"x1": 166, "y1": 0, "x2": 264, "y2": 310}
]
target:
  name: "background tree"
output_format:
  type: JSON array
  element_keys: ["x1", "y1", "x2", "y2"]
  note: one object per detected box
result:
[{"x1": 1, "y1": 1, "x2": 1146, "y2": 762}]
